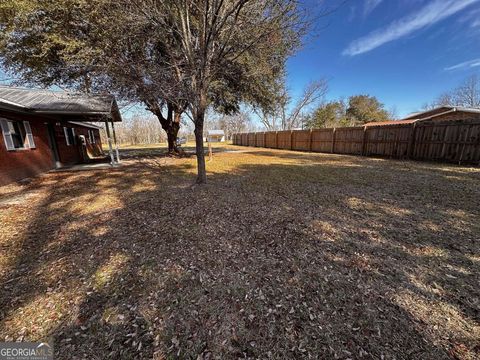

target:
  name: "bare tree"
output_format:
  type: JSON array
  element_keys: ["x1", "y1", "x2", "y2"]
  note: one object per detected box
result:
[
  {"x1": 210, "y1": 112, "x2": 252, "y2": 139},
  {"x1": 425, "y1": 75, "x2": 480, "y2": 109},
  {"x1": 255, "y1": 79, "x2": 328, "y2": 130},
  {"x1": 455, "y1": 75, "x2": 480, "y2": 107},
  {"x1": 112, "y1": 115, "x2": 167, "y2": 145}
]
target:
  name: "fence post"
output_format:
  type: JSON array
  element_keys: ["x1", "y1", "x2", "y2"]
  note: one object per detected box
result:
[
  {"x1": 290, "y1": 130, "x2": 294, "y2": 150},
  {"x1": 275, "y1": 131, "x2": 278, "y2": 149},
  {"x1": 407, "y1": 122, "x2": 417, "y2": 159},
  {"x1": 331, "y1": 128, "x2": 336, "y2": 153},
  {"x1": 309, "y1": 129, "x2": 313, "y2": 152},
  {"x1": 361, "y1": 126, "x2": 367, "y2": 156},
  {"x1": 264, "y1": 132, "x2": 267, "y2": 148}
]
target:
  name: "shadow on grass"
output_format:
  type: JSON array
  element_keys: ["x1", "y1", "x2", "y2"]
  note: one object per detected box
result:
[
  {"x1": 0, "y1": 147, "x2": 479, "y2": 359},
  {"x1": 119, "y1": 145, "x2": 233, "y2": 160}
]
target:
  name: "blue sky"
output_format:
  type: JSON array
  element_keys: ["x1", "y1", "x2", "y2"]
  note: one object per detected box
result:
[{"x1": 288, "y1": 0, "x2": 480, "y2": 117}]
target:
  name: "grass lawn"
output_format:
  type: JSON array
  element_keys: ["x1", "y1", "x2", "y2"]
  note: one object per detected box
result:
[{"x1": 0, "y1": 143, "x2": 479, "y2": 359}]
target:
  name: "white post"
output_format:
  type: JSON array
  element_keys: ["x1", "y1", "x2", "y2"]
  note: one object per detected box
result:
[
  {"x1": 111, "y1": 120, "x2": 121, "y2": 163},
  {"x1": 104, "y1": 120, "x2": 115, "y2": 165}
]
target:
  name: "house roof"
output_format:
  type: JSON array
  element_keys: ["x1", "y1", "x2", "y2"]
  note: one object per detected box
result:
[
  {"x1": 207, "y1": 130, "x2": 225, "y2": 136},
  {"x1": 403, "y1": 106, "x2": 480, "y2": 120},
  {"x1": 366, "y1": 106, "x2": 480, "y2": 127},
  {"x1": 68, "y1": 121, "x2": 103, "y2": 130},
  {"x1": 0, "y1": 86, "x2": 122, "y2": 122},
  {"x1": 365, "y1": 119, "x2": 416, "y2": 127}
]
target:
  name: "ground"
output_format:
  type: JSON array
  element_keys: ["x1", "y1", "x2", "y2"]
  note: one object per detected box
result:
[{"x1": 0, "y1": 143, "x2": 479, "y2": 359}]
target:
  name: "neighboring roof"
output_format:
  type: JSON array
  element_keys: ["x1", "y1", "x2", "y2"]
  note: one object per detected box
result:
[
  {"x1": 403, "y1": 106, "x2": 480, "y2": 120},
  {"x1": 366, "y1": 106, "x2": 480, "y2": 127},
  {"x1": 68, "y1": 121, "x2": 103, "y2": 130},
  {"x1": 0, "y1": 86, "x2": 122, "y2": 122},
  {"x1": 365, "y1": 119, "x2": 416, "y2": 127},
  {"x1": 207, "y1": 129, "x2": 225, "y2": 136}
]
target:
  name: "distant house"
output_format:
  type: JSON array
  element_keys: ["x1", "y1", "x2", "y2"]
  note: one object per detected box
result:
[
  {"x1": 206, "y1": 129, "x2": 225, "y2": 142},
  {"x1": 365, "y1": 106, "x2": 480, "y2": 127},
  {"x1": 0, "y1": 86, "x2": 122, "y2": 186}
]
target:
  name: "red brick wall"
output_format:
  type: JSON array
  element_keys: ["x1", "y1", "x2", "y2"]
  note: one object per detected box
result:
[
  {"x1": 0, "y1": 112, "x2": 54, "y2": 186},
  {"x1": 54, "y1": 124, "x2": 103, "y2": 164},
  {"x1": 0, "y1": 111, "x2": 104, "y2": 186},
  {"x1": 55, "y1": 124, "x2": 80, "y2": 164},
  {"x1": 428, "y1": 111, "x2": 480, "y2": 122}
]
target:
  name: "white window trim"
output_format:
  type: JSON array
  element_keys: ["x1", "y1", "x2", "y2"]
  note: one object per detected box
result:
[
  {"x1": 23, "y1": 121, "x2": 36, "y2": 149},
  {"x1": 64, "y1": 127, "x2": 76, "y2": 146},
  {"x1": 90, "y1": 130, "x2": 96, "y2": 144},
  {"x1": 0, "y1": 118, "x2": 34, "y2": 151},
  {"x1": 0, "y1": 118, "x2": 15, "y2": 151},
  {"x1": 64, "y1": 127, "x2": 71, "y2": 146}
]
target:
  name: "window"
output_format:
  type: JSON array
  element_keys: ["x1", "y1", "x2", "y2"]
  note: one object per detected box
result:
[
  {"x1": 0, "y1": 119, "x2": 35, "y2": 150},
  {"x1": 8, "y1": 121, "x2": 26, "y2": 148},
  {"x1": 63, "y1": 127, "x2": 76, "y2": 146},
  {"x1": 88, "y1": 129, "x2": 96, "y2": 144}
]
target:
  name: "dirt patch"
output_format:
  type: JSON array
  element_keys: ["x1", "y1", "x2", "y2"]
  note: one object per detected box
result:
[{"x1": 1, "y1": 145, "x2": 479, "y2": 359}]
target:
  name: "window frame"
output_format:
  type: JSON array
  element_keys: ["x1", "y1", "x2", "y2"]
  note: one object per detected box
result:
[
  {"x1": 0, "y1": 118, "x2": 35, "y2": 151},
  {"x1": 63, "y1": 127, "x2": 76, "y2": 146},
  {"x1": 9, "y1": 121, "x2": 27, "y2": 149},
  {"x1": 88, "y1": 129, "x2": 96, "y2": 144}
]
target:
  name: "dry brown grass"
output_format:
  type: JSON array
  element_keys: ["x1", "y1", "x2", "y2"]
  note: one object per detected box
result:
[{"x1": 1, "y1": 144, "x2": 479, "y2": 359}]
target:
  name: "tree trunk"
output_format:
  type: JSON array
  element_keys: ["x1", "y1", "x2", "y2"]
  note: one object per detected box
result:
[
  {"x1": 166, "y1": 121, "x2": 180, "y2": 154},
  {"x1": 146, "y1": 100, "x2": 182, "y2": 154},
  {"x1": 194, "y1": 108, "x2": 207, "y2": 184},
  {"x1": 156, "y1": 117, "x2": 178, "y2": 154}
]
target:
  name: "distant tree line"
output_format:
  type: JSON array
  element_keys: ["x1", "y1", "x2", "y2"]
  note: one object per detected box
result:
[{"x1": 111, "y1": 116, "x2": 167, "y2": 145}]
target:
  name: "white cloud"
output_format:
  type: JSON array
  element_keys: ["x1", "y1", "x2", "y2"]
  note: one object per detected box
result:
[
  {"x1": 344, "y1": 0, "x2": 480, "y2": 56},
  {"x1": 445, "y1": 58, "x2": 480, "y2": 71},
  {"x1": 364, "y1": 0, "x2": 383, "y2": 16},
  {"x1": 471, "y1": 19, "x2": 480, "y2": 28}
]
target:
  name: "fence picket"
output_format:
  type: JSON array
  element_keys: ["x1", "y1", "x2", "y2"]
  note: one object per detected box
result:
[{"x1": 232, "y1": 120, "x2": 480, "y2": 164}]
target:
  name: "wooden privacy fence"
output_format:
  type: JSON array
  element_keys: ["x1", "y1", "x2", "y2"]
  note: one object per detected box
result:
[{"x1": 232, "y1": 120, "x2": 480, "y2": 164}]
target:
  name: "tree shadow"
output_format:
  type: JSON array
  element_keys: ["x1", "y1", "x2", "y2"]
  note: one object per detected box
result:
[
  {"x1": 119, "y1": 145, "x2": 232, "y2": 161},
  {"x1": 0, "y1": 147, "x2": 478, "y2": 359}
]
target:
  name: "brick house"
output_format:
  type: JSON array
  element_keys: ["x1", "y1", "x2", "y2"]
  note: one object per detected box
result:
[
  {"x1": 365, "y1": 106, "x2": 480, "y2": 126},
  {"x1": 0, "y1": 86, "x2": 122, "y2": 186},
  {"x1": 403, "y1": 106, "x2": 480, "y2": 122}
]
